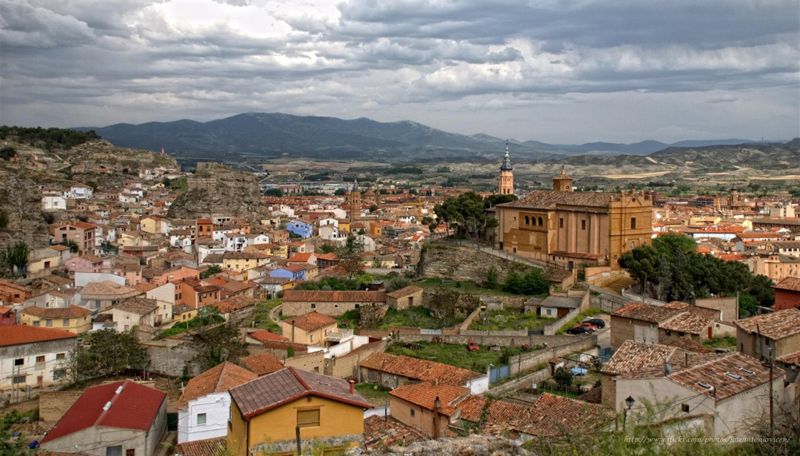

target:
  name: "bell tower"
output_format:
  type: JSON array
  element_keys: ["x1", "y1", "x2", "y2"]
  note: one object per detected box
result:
[
  {"x1": 553, "y1": 167, "x2": 573, "y2": 192},
  {"x1": 349, "y1": 180, "x2": 361, "y2": 222},
  {"x1": 499, "y1": 141, "x2": 514, "y2": 195}
]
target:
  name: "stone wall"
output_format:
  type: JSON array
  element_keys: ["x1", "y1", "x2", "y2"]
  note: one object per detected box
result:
[
  {"x1": 325, "y1": 340, "x2": 387, "y2": 380},
  {"x1": 488, "y1": 368, "x2": 551, "y2": 396},
  {"x1": 283, "y1": 351, "x2": 325, "y2": 374},
  {"x1": 395, "y1": 332, "x2": 587, "y2": 348},
  {"x1": 506, "y1": 335, "x2": 598, "y2": 376},
  {"x1": 145, "y1": 342, "x2": 201, "y2": 377},
  {"x1": 417, "y1": 244, "x2": 515, "y2": 283}
]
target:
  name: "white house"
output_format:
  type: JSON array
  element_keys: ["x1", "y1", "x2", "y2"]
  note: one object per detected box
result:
[
  {"x1": 0, "y1": 326, "x2": 77, "y2": 391},
  {"x1": 68, "y1": 184, "x2": 93, "y2": 200},
  {"x1": 41, "y1": 191, "x2": 67, "y2": 211},
  {"x1": 177, "y1": 362, "x2": 257, "y2": 444}
]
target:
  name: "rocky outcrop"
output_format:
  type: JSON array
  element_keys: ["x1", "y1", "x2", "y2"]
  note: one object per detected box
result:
[
  {"x1": 167, "y1": 162, "x2": 264, "y2": 221},
  {"x1": 0, "y1": 167, "x2": 50, "y2": 249},
  {"x1": 386, "y1": 435, "x2": 532, "y2": 455},
  {"x1": 417, "y1": 244, "x2": 516, "y2": 283}
]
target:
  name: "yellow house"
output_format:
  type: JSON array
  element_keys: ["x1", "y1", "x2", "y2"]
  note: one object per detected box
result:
[
  {"x1": 228, "y1": 367, "x2": 371, "y2": 455},
  {"x1": 28, "y1": 248, "x2": 61, "y2": 274},
  {"x1": 280, "y1": 311, "x2": 338, "y2": 346},
  {"x1": 140, "y1": 216, "x2": 164, "y2": 234},
  {"x1": 20, "y1": 305, "x2": 92, "y2": 334},
  {"x1": 173, "y1": 304, "x2": 197, "y2": 322},
  {"x1": 222, "y1": 251, "x2": 270, "y2": 273}
]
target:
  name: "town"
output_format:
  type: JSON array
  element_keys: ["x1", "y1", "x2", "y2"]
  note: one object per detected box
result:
[{"x1": 0, "y1": 127, "x2": 798, "y2": 455}]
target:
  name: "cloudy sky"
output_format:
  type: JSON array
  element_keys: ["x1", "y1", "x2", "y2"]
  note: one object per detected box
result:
[{"x1": 1, "y1": 0, "x2": 798, "y2": 143}]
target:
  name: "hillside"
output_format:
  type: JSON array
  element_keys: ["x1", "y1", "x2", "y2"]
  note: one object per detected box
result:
[{"x1": 77, "y1": 112, "x2": 762, "y2": 163}]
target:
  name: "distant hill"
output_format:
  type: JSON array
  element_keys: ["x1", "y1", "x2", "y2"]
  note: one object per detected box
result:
[
  {"x1": 552, "y1": 140, "x2": 800, "y2": 170},
  {"x1": 75, "y1": 112, "x2": 765, "y2": 163}
]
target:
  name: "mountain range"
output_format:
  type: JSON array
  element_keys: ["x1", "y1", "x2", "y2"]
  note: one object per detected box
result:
[{"x1": 76, "y1": 112, "x2": 771, "y2": 163}]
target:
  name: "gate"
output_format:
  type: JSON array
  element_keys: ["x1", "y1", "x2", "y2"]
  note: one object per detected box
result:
[
  {"x1": 489, "y1": 365, "x2": 510, "y2": 383},
  {"x1": 598, "y1": 347, "x2": 612, "y2": 362}
]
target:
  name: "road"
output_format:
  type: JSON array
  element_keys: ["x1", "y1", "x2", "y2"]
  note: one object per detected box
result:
[{"x1": 268, "y1": 303, "x2": 282, "y2": 326}]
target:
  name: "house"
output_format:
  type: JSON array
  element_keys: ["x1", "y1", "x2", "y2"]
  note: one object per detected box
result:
[
  {"x1": 228, "y1": 367, "x2": 372, "y2": 455},
  {"x1": 0, "y1": 326, "x2": 77, "y2": 391},
  {"x1": 286, "y1": 220, "x2": 313, "y2": 238},
  {"x1": 177, "y1": 362, "x2": 257, "y2": 444},
  {"x1": 734, "y1": 308, "x2": 800, "y2": 360},
  {"x1": 600, "y1": 340, "x2": 685, "y2": 408},
  {"x1": 244, "y1": 330, "x2": 289, "y2": 346},
  {"x1": 222, "y1": 251, "x2": 270, "y2": 273},
  {"x1": 42, "y1": 191, "x2": 67, "y2": 211},
  {"x1": 40, "y1": 380, "x2": 167, "y2": 456},
  {"x1": 175, "y1": 278, "x2": 221, "y2": 309},
  {"x1": 359, "y1": 352, "x2": 489, "y2": 394},
  {"x1": 108, "y1": 298, "x2": 160, "y2": 332},
  {"x1": 615, "y1": 353, "x2": 792, "y2": 438},
  {"x1": 0, "y1": 279, "x2": 32, "y2": 305},
  {"x1": 773, "y1": 277, "x2": 800, "y2": 310},
  {"x1": 610, "y1": 301, "x2": 729, "y2": 350},
  {"x1": 51, "y1": 222, "x2": 97, "y2": 254},
  {"x1": 538, "y1": 295, "x2": 582, "y2": 318},
  {"x1": 80, "y1": 280, "x2": 140, "y2": 311},
  {"x1": 20, "y1": 305, "x2": 92, "y2": 334},
  {"x1": 281, "y1": 311, "x2": 338, "y2": 345},
  {"x1": 238, "y1": 351, "x2": 285, "y2": 376},
  {"x1": 269, "y1": 264, "x2": 307, "y2": 282},
  {"x1": 68, "y1": 183, "x2": 94, "y2": 199},
  {"x1": 281, "y1": 290, "x2": 387, "y2": 317},
  {"x1": 315, "y1": 253, "x2": 339, "y2": 269},
  {"x1": 385, "y1": 286, "x2": 424, "y2": 310},
  {"x1": 389, "y1": 382, "x2": 469, "y2": 439},
  {"x1": 27, "y1": 247, "x2": 61, "y2": 274},
  {"x1": 65, "y1": 254, "x2": 104, "y2": 276},
  {"x1": 173, "y1": 304, "x2": 197, "y2": 323},
  {"x1": 288, "y1": 252, "x2": 317, "y2": 266},
  {"x1": 0, "y1": 306, "x2": 15, "y2": 326}
]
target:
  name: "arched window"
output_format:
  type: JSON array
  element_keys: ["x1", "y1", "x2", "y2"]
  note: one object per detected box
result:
[
  {"x1": 525, "y1": 216, "x2": 530, "y2": 225},
  {"x1": 538, "y1": 217, "x2": 543, "y2": 226}
]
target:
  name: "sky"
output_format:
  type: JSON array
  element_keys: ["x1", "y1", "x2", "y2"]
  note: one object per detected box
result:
[{"x1": 1, "y1": 0, "x2": 798, "y2": 144}]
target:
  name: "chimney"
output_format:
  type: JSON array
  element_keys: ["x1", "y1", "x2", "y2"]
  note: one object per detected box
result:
[
  {"x1": 349, "y1": 379, "x2": 355, "y2": 395},
  {"x1": 291, "y1": 319, "x2": 295, "y2": 343}
]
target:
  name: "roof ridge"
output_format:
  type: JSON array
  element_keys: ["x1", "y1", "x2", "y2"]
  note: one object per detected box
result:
[
  {"x1": 95, "y1": 380, "x2": 130, "y2": 427},
  {"x1": 668, "y1": 352, "x2": 735, "y2": 378},
  {"x1": 288, "y1": 367, "x2": 310, "y2": 391},
  {"x1": 214, "y1": 362, "x2": 230, "y2": 392}
]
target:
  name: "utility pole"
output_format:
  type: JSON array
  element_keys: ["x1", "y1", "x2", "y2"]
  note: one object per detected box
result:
[{"x1": 768, "y1": 346, "x2": 774, "y2": 438}]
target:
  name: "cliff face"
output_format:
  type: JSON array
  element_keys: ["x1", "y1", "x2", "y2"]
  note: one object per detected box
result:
[
  {"x1": 0, "y1": 168, "x2": 49, "y2": 249},
  {"x1": 167, "y1": 163, "x2": 263, "y2": 221}
]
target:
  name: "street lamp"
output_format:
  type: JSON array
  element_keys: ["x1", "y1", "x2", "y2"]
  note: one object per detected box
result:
[{"x1": 623, "y1": 396, "x2": 635, "y2": 432}]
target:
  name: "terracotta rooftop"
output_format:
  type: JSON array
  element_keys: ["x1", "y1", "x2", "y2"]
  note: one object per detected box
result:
[
  {"x1": 0, "y1": 326, "x2": 77, "y2": 347},
  {"x1": 601, "y1": 340, "x2": 680, "y2": 376},
  {"x1": 774, "y1": 277, "x2": 800, "y2": 293},
  {"x1": 668, "y1": 353, "x2": 783, "y2": 401},
  {"x1": 21, "y1": 305, "x2": 91, "y2": 319},
  {"x1": 229, "y1": 367, "x2": 371, "y2": 418},
  {"x1": 176, "y1": 362, "x2": 256, "y2": 410},
  {"x1": 612, "y1": 302, "x2": 685, "y2": 324},
  {"x1": 113, "y1": 298, "x2": 159, "y2": 315},
  {"x1": 285, "y1": 311, "x2": 337, "y2": 332},
  {"x1": 248, "y1": 330, "x2": 289, "y2": 343},
  {"x1": 238, "y1": 352, "x2": 285, "y2": 376},
  {"x1": 497, "y1": 190, "x2": 614, "y2": 210},
  {"x1": 360, "y1": 352, "x2": 483, "y2": 386},
  {"x1": 282, "y1": 290, "x2": 387, "y2": 303},
  {"x1": 386, "y1": 286, "x2": 423, "y2": 299},
  {"x1": 390, "y1": 382, "x2": 469, "y2": 416},
  {"x1": 81, "y1": 281, "x2": 139, "y2": 299},
  {"x1": 176, "y1": 437, "x2": 226, "y2": 456},
  {"x1": 222, "y1": 251, "x2": 269, "y2": 260},
  {"x1": 735, "y1": 308, "x2": 800, "y2": 340}
]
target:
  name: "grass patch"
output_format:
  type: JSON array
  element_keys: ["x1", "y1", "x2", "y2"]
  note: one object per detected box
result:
[
  {"x1": 253, "y1": 299, "x2": 282, "y2": 334},
  {"x1": 469, "y1": 309, "x2": 555, "y2": 331},
  {"x1": 413, "y1": 278, "x2": 532, "y2": 297},
  {"x1": 337, "y1": 306, "x2": 456, "y2": 330},
  {"x1": 556, "y1": 308, "x2": 604, "y2": 335},
  {"x1": 702, "y1": 335, "x2": 737, "y2": 350},
  {"x1": 354, "y1": 383, "x2": 391, "y2": 407},
  {"x1": 386, "y1": 341, "x2": 535, "y2": 373}
]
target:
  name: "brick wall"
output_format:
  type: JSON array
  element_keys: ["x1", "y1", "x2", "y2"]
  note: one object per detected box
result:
[
  {"x1": 284, "y1": 351, "x2": 325, "y2": 374},
  {"x1": 395, "y1": 332, "x2": 582, "y2": 348},
  {"x1": 610, "y1": 315, "x2": 635, "y2": 350}
]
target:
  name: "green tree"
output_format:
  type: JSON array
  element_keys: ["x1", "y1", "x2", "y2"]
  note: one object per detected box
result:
[
  {"x1": 748, "y1": 275, "x2": 775, "y2": 307},
  {"x1": 334, "y1": 188, "x2": 346, "y2": 196},
  {"x1": 554, "y1": 367, "x2": 573, "y2": 387},
  {"x1": 369, "y1": 204, "x2": 379, "y2": 213},
  {"x1": 263, "y1": 188, "x2": 283, "y2": 197},
  {"x1": 486, "y1": 265, "x2": 499, "y2": 289},
  {"x1": 200, "y1": 265, "x2": 223, "y2": 279},
  {"x1": 484, "y1": 193, "x2": 518, "y2": 208},
  {"x1": 0, "y1": 241, "x2": 30, "y2": 275},
  {"x1": 189, "y1": 323, "x2": 249, "y2": 372},
  {"x1": 738, "y1": 293, "x2": 758, "y2": 318},
  {"x1": 60, "y1": 239, "x2": 79, "y2": 253},
  {"x1": 75, "y1": 329, "x2": 150, "y2": 379}
]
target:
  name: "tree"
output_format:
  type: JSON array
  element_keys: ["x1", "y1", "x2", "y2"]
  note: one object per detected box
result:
[
  {"x1": 334, "y1": 188, "x2": 346, "y2": 196},
  {"x1": 748, "y1": 275, "x2": 775, "y2": 307},
  {"x1": 263, "y1": 188, "x2": 283, "y2": 197},
  {"x1": 554, "y1": 367, "x2": 573, "y2": 388},
  {"x1": 369, "y1": 204, "x2": 379, "y2": 213},
  {"x1": 503, "y1": 268, "x2": 548, "y2": 295},
  {"x1": 0, "y1": 145, "x2": 17, "y2": 161},
  {"x1": 75, "y1": 329, "x2": 150, "y2": 379},
  {"x1": 484, "y1": 193, "x2": 518, "y2": 208},
  {"x1": 200, "y1": 265, "x2": 223, "y2": 279},
  {"x1": 486, "y1": 265, "x2": 499, "y2": 289},
  {"x1": 371, "y1": 257, "x2": 382, "y2": 268},
  {"x1": 0, "y1": 241, "x2": 29, "y2": 275},
  {"x1": 60, "y1": 239, "x2": 79, "y2": 253},
  {"x1": 189, "y1": 323, "x2": 249, "y2": 372},
  {"x1": 738, "y1": 293, "x2": 758, "y2": 318}
]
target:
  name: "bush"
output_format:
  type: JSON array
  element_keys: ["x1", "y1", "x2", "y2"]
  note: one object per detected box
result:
[{"x1": 554, "y1": 367, "x2": 573, "y2": 387}]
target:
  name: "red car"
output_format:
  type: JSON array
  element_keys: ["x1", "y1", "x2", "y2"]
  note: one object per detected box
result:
[
  {"x1": 579, "y1": 322, "x2": 598, "y2": 332},
  {"x1": 467, "y1": 341, "x2": 480, "y2": 352}
]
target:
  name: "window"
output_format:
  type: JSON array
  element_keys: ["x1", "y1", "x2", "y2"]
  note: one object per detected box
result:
[
  {"x1": 525, "y1": 216, "x2": 530, "y2": 225},
  {"x1": 46, "y1": 319, "x2": 53, "y2": 327},
  {"x1": 106, "y1": 445, "x2": 122, "y2": 456},
  {"x1": 309, "y1": 334, "x2": 314, "y2": 342},
  {"x1": 14, "y1": 358, "x2": 23, "y2": 366},
  {"x1": 311, "y1": 304, "x2": 316, "y2": 309},
  {"x1": 581, "y1": 220, "x2": 586, "y2": 230},
  {"x1": 36, "y1": 356, "x2": 45, "y2": 364},
  {"x1": 33, "y1": 321, "x2": 40, "y2": 327},
  {"x1": 297, "y1": 409, "x2": 320, "y2": 428},
  {"x1": 631, "y1": 218, "x2": 637, "y2": 229},
  {"x1": 410, "y1": 408, "x2": 416, "y2": 417},
  {"x1": 63, "y1": 319, "x2": 70, "y2": 326},
  {"x1": 559, "y1": 218, "x2": 564, "y2": 228},
  {"x1": 12, "y1": 375, "x2": 26, "y2": 384},
  {"x1": 681, "y1": 404, "x2": 690, "y2": 413},
  {"x1": 54, "y1": 369, "x2": 66, "y2": 380},
  {"x1": 197, "y1": 413, "x2": 207, "y2": 425},
  {"x1": 538, "y1": 217, "x2": 543, "y2": 226}
]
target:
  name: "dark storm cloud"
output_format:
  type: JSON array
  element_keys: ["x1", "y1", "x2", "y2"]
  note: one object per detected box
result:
[{"x1": 0, "y1": 0, "x2": 797, "y2": 143}]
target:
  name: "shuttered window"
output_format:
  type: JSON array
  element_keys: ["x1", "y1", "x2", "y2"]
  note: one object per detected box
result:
[{"x1": 297, "y1": 409, "x2": 320, "y2": 428}]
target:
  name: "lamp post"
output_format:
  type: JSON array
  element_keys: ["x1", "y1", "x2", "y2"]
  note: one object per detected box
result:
[{"x1": 623, "y1": 396, "x2": 635, "y2": 432}]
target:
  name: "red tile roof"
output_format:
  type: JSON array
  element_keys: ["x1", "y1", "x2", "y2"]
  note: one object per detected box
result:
[
  {"x1": 285, "y1": 311, "x2": 337, "y2": 332},
  {"x1": 229, "y1": 368, "x2": 371, "y2": 418},
  {"x1": 41, "y1": 380, "x2": 166, "y2": 443},
  {"x1": 668, "y1": 353, "x2": 782, "y2": 400},
  {"x1": 774, "y1": 277, "x2": 800, "y2": 293},
  {"x1": 389, "y1": 382, "x2": 469, "y2": 415},
  {"x1": 176, "y1": 437, "x2": 226, "y2": 455},
  {"x1": 248, "y1": 330, "x2": 289, "y2": 343},
  {"x1": 239, "y1": 352, "x2": 285, "y2": 376},
  {"x1": 360, "y1": 353, "x2": 483, "y2": 386},
  {"x1": 601, "y1": 340, "x2": 680, "y2": 375},
  {"x1": 735, "y1": 308, "x2": 800, "y2": 340},
  {"x1": 176, "y1": 362, "x2": 256, "y2": 410},
  {"x1": 612, "y1": 302, "x2": 685, "y2": 324},
  {"x1": 0, "y1": 326, "x2": 77, "y2": 347}
]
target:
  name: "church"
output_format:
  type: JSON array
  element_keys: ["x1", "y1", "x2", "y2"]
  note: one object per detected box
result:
[{"x1": 494, "y1": 161, "x2": 652, "y2": 270}]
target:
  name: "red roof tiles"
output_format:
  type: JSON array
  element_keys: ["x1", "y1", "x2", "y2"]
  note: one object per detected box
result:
[
  {"x1": 176, "y1": 362, "x2": 256, "y2": 410},
  {"x1": 360, "y1": 353, "x2": 482, "y2": 386},
  {"x1": 285, "y1": 311, "x2": 337, "y2": 332},
  {"x1": 0, "y1": 326, "x2": 77, "y2": 347}
]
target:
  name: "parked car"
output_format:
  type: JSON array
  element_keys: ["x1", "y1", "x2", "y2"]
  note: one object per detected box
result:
[
  {"x1": 571, "y1": 367, "x2": 588, "y2": 376},
  {"x1": 584, "y1": 318, "x2": 606, "y2": 328},
  {"x1": 566, "y1": 326, "x2": 590, "y2": 335},
  {"x1": 580, "y1": 322, "x2": 598, "y2": 332},
  {"x1": 467, "y1": 341, "x2": 480, "y2": 352}
]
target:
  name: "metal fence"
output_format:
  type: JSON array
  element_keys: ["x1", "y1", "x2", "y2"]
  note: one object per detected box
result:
[{"x1": 489, "y1": 364, "x2": 510, "y2": 383}]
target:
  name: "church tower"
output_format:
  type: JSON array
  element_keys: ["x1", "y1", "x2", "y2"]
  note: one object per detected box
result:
[
  {"x1": 349, "y1": 180, "x2": 361, "y2": 222},
  {"x1": 499, "y1": 141, "x2": 514, "y2": 195},
  {"x1": 553, "y1": 167, "x2": 573, "y2": 192}
]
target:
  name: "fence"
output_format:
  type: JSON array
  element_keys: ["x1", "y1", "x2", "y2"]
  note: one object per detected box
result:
[
  {"x1": 489, "y1": 364, "x2": 510, "y2": 383},
  {"x1": 488, "y1": 368, "x2": 551, "y2": 395},
  {"x1": 506, "y1": 335, "x2": 598, "y2": 377}
]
